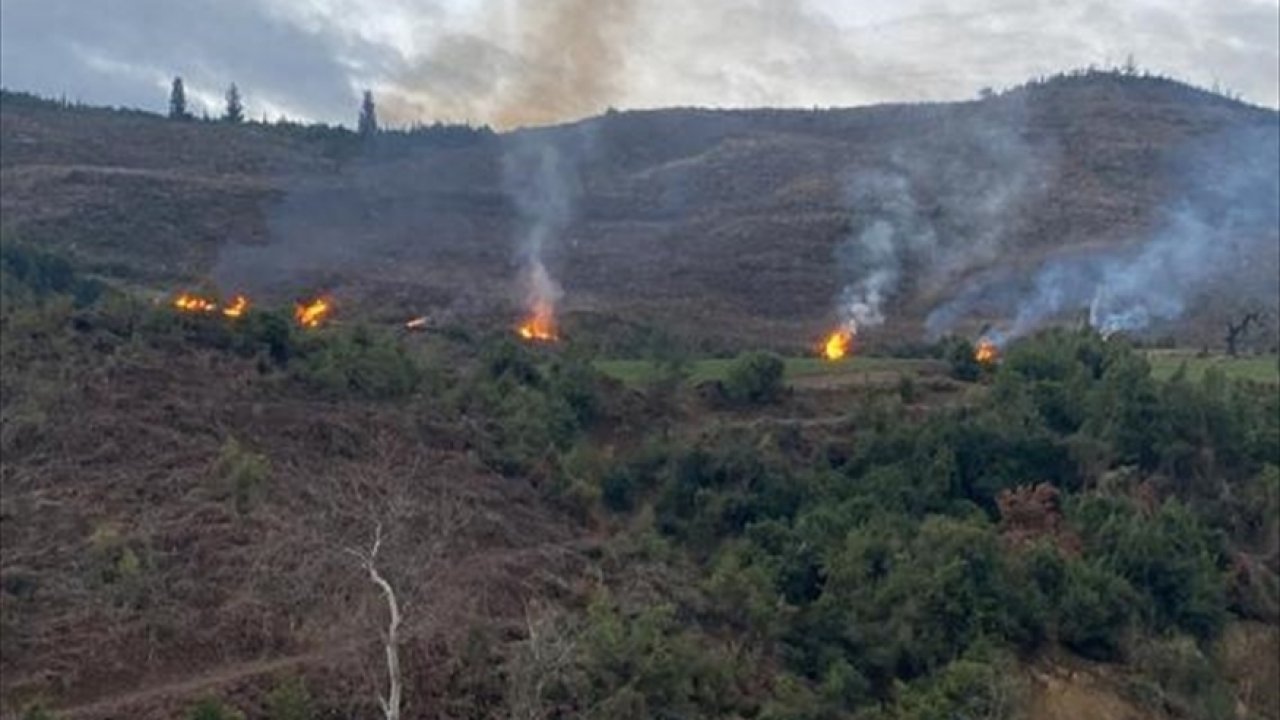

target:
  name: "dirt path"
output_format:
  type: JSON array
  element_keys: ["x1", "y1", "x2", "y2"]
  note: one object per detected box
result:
[
  {"x1": 50, "y1": 539, "x2": 601, "y2": 719},
  {"x1": 56, "y1": 649, "x2": 338, "y2": 719}
]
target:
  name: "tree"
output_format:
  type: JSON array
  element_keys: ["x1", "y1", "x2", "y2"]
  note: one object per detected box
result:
[
  {"x1": 723, "y1": 351, "x2": 785, "y2": 405},
  {"x1": 1224, "y1": 311, "x2": 1260, "y2": 357},
  {"x1": 347, "y1": 524, "x2": 403, "y2": 720},
  {"x1": 169, "y1": 77, "x2": 190, "y2": 120},
  {"x1": 358, "y1": 90, "x2": 378, "y2": 136},
  {"x1": 223, "y1": 83, "x2": 244, "y2": 123}
]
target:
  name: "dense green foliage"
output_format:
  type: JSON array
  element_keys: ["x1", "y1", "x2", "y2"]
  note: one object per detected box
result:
[
  {"x1": 1, "y1": 241, "x2": 105, "y2": 309},
  {"x1": 3, "y1": 244, "x2": 1276, "y2": 718},
  {"x1": 723, "y1": 350, "x2": 786, "y2": 405},
  {"x1": 563, "y1": 329, "x2": 1279, "y2": 717}
]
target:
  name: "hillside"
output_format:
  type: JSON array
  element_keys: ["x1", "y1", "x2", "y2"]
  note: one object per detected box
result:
[
  {"x1": 2, "y1": 71, "x2": 1276, "y2": 352},
  {"x1": 2, "y1": 72, "x2": 1280, "y2": 720}
]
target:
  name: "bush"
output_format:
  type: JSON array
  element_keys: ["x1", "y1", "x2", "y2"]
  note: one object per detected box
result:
[
  {"x1": 723, "y1": 351, "x2": 785, "y2": 405},
  {"x1": 185, "y1": 697, "x2": 245, "y2": 720},
  {"x1": 892, "y1": 650, "x2": 1026, "y2": 720},
  {"x1": 1057, "y1": 560, "x2": 1137, "y2": 661},
  {"x1": 294, "y1": 324, "x2": 420, "y2": 399},
  {"x1": 264, "y1": 676, "x2": 313, "y2": 720},
  {"x1": 0, "y1": 241, "x2": 104, "y2": 308},
  {"x1": 601, "y1": 465, "x2": 638, "y2": 512},
  {"x1": 570, "y1": 595, "x2": 747, "y2": 719},
  {"x1": 1127, "y1": 636, "x2": 1234, "y2": 720},
  {"x1": 1071, "y1": 497, "x2": 1228, "y2": 641},
  {"x1": 19, "y1": 702, "x2": 60, "y2": 720},
  {"x1": 212, "y1": 437, "x2": 270, "y2": 514},
  {"x1": 944, "y1": 338, "x2": 981, "y2": 382}
]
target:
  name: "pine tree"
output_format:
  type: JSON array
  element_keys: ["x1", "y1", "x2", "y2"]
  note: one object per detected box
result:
[
  {"x1": 169, "y1": 77, "x2": 190, "y2": 120},
  {"x1": 358, "y1": 90, "x2": 378, "y2": 136},
  {"x1": 223, "y1": 83, "x2": 244, "y2": 123}
]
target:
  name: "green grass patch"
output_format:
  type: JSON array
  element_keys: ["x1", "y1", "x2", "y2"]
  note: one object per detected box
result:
[
  {"x1": 1146, "y1": 352, "x2": 1279, "y2": 384},
  {"x1": 595, "y1": 356, "x2": 935, "y2": 387}
]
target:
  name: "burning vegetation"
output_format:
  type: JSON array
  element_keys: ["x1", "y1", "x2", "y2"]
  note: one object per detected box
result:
[
  {"x1": 172, "y1": 292, "x2": 250, "y2": 318},
  {"x1": 294, "y1": 297, "x2": 333, "y2": 329},
  {"x1": 172, "y1": 291, "x2": 334, "y2": 328},
  {"x1": 975, "y1": 338, "x2": 1000, "y2": 365},
  {"x1": 221, "y1": 294, "x2": 249, "y2": 318},
  {"x1": 516, "y1": 300, "x2": 558, "y2": 342},
  {"x1": 820, "y1": 328, "x2": 854, "y2": 361},
  {"x1": 173, "y1": 293, "x2": 218, "y2": 314}
]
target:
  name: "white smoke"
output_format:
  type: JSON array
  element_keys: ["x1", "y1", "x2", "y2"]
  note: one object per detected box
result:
[
  {"x1": 931, "y1": 122, "x2": 1279, "y2": 343},
  {"x1": 838, "y1": 170, "x2": 935, "y2": 328},
  {"x1": 836, "y1": 103, "x2": 1047, "y2": 334},
  {"x1": 501, "y1": 128, "x2": 591, "y2": 316}
]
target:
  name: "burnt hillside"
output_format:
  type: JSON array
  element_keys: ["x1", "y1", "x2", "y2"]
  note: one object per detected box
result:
[{"x1": 1, "y1": 72, "x2": 1276, "y2": 350}]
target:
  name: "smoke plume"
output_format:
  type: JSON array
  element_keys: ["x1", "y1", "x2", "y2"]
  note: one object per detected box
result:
[
  {"x1": 927, "y1": 121, "x2": 1279, "y2": 343},
  {"x1": 502, "y1": 128, "x2": 592, "y2": 323},
  {"x1": 837, "y1": 105, "x2": 1047, "y2": 332},
  {"x1": 382, "y1": 0, "x2": 638, "y2": 130}
]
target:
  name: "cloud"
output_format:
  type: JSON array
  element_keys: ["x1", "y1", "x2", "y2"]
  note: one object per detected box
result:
[
  {"x1": 2, "y1": 0, "x2": 1277, "y2": 128},
  {"x1": 0, "y1": 0, "x2": 382, "y2": 122}
]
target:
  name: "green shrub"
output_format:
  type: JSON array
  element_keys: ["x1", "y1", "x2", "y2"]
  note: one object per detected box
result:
[
  {"x1": 892, "y1": 650, "x2": 1025, "y2": 720},
  {"x1": 723, "y1": 351, "x2": 785, "y2": 405},
  {"x1": 601, "y1": 465, "x2": 638, "y2": 512},
  {"x1": 1127, "y1": 636, "x2": 1234, "y2": 720},
  {"x1": 0, "y1": 241, "x2": 103, "y2": 308},
  {"x1": 185, "y1": 697, "x2": 245, "y2": 720},
  {"x1": 1071, "y1": 497, "x2": 1227, "y2": 641},
  {"x1": 19, "y1": 702, "x2": 60, "y2": 720},
  {"x1": 264, "y1": 676, "x2": 313, "y2": 720},
  {"x1": 944, "y1": 338, "x2": 981, "y2": 382},
  {"x1": 571, "y1": 595, "x2": 747, "y2": 719},
  {"x1": 294, "y1": 324, "x2": 420, "y2": 399},
  {"x1": 213, "y1": 437, "x2": 270, "y2": 514},
  {"x1": 482, "y1": 337, "x2": 540, "y2": 385},
  {"x1": 1057, "y1": 560, "x2": 1137, "y2": 661}
]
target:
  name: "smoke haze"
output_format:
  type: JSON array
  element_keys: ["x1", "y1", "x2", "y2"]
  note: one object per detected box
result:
[
  {"x1": 926, "y1": 121, "x2": 1280, "y2": 342},
  {"x1": 837, "y1": 104, "x2": 1049, "y2": 332}
]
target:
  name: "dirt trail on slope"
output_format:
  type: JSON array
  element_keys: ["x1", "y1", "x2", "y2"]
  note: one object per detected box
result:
[
  {"x1": 54, "y1": 649, "x2": 342, "y2": 719},
  {"x1": 46, "y1": 538, "x2": 602, "y2": 719}
]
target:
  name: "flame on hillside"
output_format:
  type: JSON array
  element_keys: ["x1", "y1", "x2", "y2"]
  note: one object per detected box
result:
[
  {"x1": 405, "y1": 316, "x2": 429, "y2": 331},
  {"x1": 222, "y1": 295, "x2": 250, "y2": 318},
  {"x1": 516, "y1": 300, "x2": 558, "y2": 342},
  {"x1": 820, "y1": 327, "x2": 855, "y2": 361},
  {"x1": 975, "y1": 338, "x2": 1000, "y2": 365},
  {"x1": 294, "y1": 297, "x2": 332, "y2": 328},
  {"x1": 173, "y1": 293, "x2": 218, "y2": 313}
]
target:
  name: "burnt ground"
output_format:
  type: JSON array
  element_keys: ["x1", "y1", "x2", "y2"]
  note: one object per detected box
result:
[
  {"x1": 2, "y1": 72, "x2": 1277, "y2": 353},
  {"x1": 0, "y1": 329, "x2": 597, "y2": 718}
]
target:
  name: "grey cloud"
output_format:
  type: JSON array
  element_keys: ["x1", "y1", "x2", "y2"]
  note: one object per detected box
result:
[
  {"x1": 0, "y1": 0, "x2": 382, "y2": 122},
  {"x1": 2, "y1": 0, "x2": 1277, "y2": 128}
]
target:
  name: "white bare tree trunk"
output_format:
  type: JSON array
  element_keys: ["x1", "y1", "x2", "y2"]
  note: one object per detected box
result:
[{"x1": 349, "y1": 524, "x2": 403, "y2": 720}]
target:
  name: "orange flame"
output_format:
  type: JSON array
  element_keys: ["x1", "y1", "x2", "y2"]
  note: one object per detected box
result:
[
  {"x1": 405, "y1": 316, "x2": 428, "y2": 331},
  {"x1": 516, "y1": 300, "x2": 558, "y2": 342},
  {"x1": 975, "y1": 338, "x2": 999, "y2": 365},
  {"x1": 820, "y1": 328, "x2": 854, "y2": 361},
  {"x1": 173, "y1": 293, "x2": 218, "y2": 313},
  {"x1": 221, "y1": 294, "x2": 250, "y2": 318},
  {"x1": 294, "y1": 297, "x2": 332, "y2": 328}
]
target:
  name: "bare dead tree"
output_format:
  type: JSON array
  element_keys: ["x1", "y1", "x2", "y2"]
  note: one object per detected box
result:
[
  {"x1": 507, "y1": 601, "x2": 578, "y2": 720},
  {"x1": 347, "y1": 523, "x2": 403, "y2": 720},
  {"x1": 1225, "y1": 311, "x2": 1261, "y2": 357}
]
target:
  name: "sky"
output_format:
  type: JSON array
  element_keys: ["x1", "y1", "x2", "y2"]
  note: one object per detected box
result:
[{"x1": 2, "y1": 0, "x2": 1277, "y2": 129}]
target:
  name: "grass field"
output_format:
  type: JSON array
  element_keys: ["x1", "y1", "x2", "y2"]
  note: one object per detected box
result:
[
  {"x1": 595, "y1": 356, "x2": 939, "y2": 387},
  {"x1": 1145, "y1": 352, "x2": 1280, "y2": 384}
]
